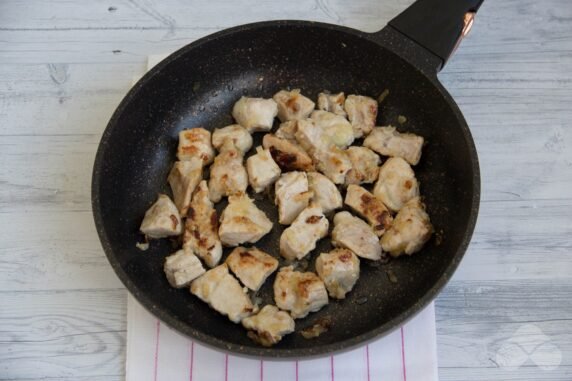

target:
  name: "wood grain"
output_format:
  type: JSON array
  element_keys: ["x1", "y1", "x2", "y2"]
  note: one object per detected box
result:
[{"x1": 1, "y1": 0, "x2": 571, "y2": 380}]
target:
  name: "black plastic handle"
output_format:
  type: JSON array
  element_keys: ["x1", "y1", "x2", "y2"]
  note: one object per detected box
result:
[{"x1": 388, "y1": 0, "x2": 484, "y2": 70}]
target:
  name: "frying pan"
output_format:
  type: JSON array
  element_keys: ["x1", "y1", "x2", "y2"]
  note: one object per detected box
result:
[{"x1": 92, "y1": 0, "x2": 482, "y2": 358}]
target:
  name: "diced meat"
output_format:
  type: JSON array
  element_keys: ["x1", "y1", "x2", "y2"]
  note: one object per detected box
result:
[
  {"x1": 317, "y1": 92, "x2": 346, "y2": 117},
  {"x1": 262, "y1": 134, "x2": 314, "y2": 172},
  {"x1": 294, "y1": 118, "x2": 328, "y2": 154},
  {"x1": 273, "y1": 266, "x2": 328, "y2": 319},
  {"x1": 226, "y1": 247, "x2": 279, "y2": 291},
  {"x1": 312, "y1": 147, "x2": 352, "y2": 184},
  {"x1": 273, "y1": 89, "x2": 315, "y2": 122},
  {"x1": 242, "y1": 305, "x2": 295, "y2": 347},
  {"x1": 315, "y1": 248, "x2": 360, "y2": 299},
  {"x1": 274, "y1": 171, "x2": 313, "y2": 225},
  {"x1": 344, "y1": 184, "x2": 393, "y2": 236},
  {"x1": 373, "y1": 157, "x2": 419, "y2": 212},
  {"x1": 363, "y1": 126, "x2": 424, "y2": 165},
  {"x1": 310, "y1": 110, "x2": 354, "y2": 149},
  {"x1": 140, "y1": 194, "x2": 183, "y2": 238},
  {"x1": 344, "y1": 95, "x2": 378, "y2": 138},
  {"x1": 212, "y1": 124, "x2": 253, "y2": 154},
  {"x1": 275, "y1": 120, "x2": 298, "y2": 141},
  {"x1": 280, "y1": 203, "x2": 329, "y2": 260},
  {"x1": 232, "y1": 97, "x2": 278, "y2": 133},
  {"x1": 190, "y1": 264, "x2": 254, "y2": 323},
  {"x1": 219, "y1": 193, "x2": 273, "y2": 246},
  {"x1": 164, "y1": 248, "x2": 206, "y2": 288},
  {"x1": 208, "y1": 140, "x2": 248, "y2": 202},
  {"x1": 167, "y1": 158, "x2": 203, "y2": 215},
  {"x1": 246, "y1": 146, "x2": 281, "y2": 193},
  {"x1": 345, "y1": 146, "x2": 380, "y2": 185},
  {"x1": 381, "y1": 197, "x2": 433, "y2": 257},
  {"x1": 307, "y1": 172, "x2": 342, "y2": 214},
  {"x1": 331, "y1": 211, "x2": 382, "y2": 260},
  {"x1": 177, "y1": 128, "x2": 215, "y2": 165},
  {"x1": 183, "y1": 181, "x2": 222, "y2": 267}
]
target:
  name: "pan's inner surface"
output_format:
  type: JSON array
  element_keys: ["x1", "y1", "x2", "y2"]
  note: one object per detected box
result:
[{"x1": 95, "y1": 24, "x2": 476, "y2": 356}]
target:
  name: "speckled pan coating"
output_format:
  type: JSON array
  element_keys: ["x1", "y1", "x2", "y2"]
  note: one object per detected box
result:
[{"x1": 92, "y1": 21, "x2": 480, "y2": 358}]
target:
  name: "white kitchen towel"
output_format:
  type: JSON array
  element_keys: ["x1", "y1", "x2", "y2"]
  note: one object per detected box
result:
[{"x1": 125, "y1": 54, "x2": 439, "y2": 381}]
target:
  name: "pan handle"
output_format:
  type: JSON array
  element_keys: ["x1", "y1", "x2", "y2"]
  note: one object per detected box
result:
[{"x1": 376, "y1": 0, "x2": 484, "y2": 72}]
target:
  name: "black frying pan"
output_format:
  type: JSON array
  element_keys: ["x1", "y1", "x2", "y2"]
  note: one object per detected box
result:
[{"x1": 92, "y1": 0, "x2": 482, "y2": 358}]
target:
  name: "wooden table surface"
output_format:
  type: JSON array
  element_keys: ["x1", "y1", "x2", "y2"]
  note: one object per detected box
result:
[{"x1": 1, "y1": 0, "x2": 571, "y2": 380}]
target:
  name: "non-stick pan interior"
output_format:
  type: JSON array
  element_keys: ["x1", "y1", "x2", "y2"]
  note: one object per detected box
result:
[{"x1": 93, "y1": 23, "x2": 478, "y2": 357}]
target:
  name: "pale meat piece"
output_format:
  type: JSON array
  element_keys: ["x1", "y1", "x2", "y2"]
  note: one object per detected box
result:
[
  {"x1": 344, "y1": 184, "x2": 393, "y2": 236},
  {"x1": 164, "y1": 248, "x2": 206, "y2": 288},
  {"x1": 226, "y1": 247, "x2": 278, "y2": 291},
  {"x1": 274, "y1": 171, "x2": 313, "y2": 225},
  {"x1": 177, "y1": 128, "x2": 215, "y2": 165},
  {"x1": 232, "y1": 96, "x2": 278, "y2": 133},
  {"x1": 317, "y1": 92, "x2": 346, "y2": 117},
  {"x1": 280, "y1": 203, "x2": 329, "y2": 260},
  {"x1": 310, "y1": 110, "x2": 354, "y2": 149},
  {"x1": 331, "y1": 211, "x2": 382, "y2": 260},
  {"x1": 373, "y1": 157, "x2": 419, "y2": 212},
  {"x1": 275, "y1": 120, "x2": 298, "y2": 141},
  {"x1": 242, "y1": 305, "x2": 295, "y2": 347},
  {"x1": 218, "y1": 193, "x2": 273, "y2": 246},
  {"x1": 381, "y1": 198, "x2": 433, "y2": 257},
  {"x1": 246, "y1": 146, "x2": 281, "y2": 193},
  {"x1": 167, "y1": 158, "x2": 203, "y2": 215},
  {"x1": 273, "y1": 266, "x2": 328, "y2": 319},
  {"x1": 273, "y1": 89, "x2": 315, "y2": 122},
  {"x1": 183, "y1": 181, "x2": 222, "y2": 268},
  {"x1": 212, "y1": 124, "x2": 253, "y2": 154},
  {"x1": 208, "y1": 140, "x2": 248, "y2": 203},
  {"x1": 140, "y1": 194, "x2": 183, "y2": 238},
  {"x1": 312, "y1": 146, "x2": 352, "y2": 184},
  {"x1": 190, "y1": 264, "x2": 254, "y2": 323},
  {"x1": 262, "y1": 134, "x2": 315, "y2": 172},
  {"x1": 315, "y1": 248, "x2": 360, "y2": 299},
  {"x1": 344, "y1": 95, "x2": 378, "y2": 138},
  {"x1": 307, "y1": 172, "x2": 342, "y2": 214},
  {"x1": 294, "y1": 118, "x2": 328, "y2": 154},
  {"x1": 363, "y1": 126, "x2": 424, "y2": 165},
  {"x1": 345, "y1": 146, "x2": 380, "y2": 185}
]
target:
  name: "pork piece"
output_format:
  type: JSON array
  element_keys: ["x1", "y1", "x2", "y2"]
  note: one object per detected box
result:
[
  {"x1": 262, "y1": 134, "x2": 314, "y2": 172},
  {"x1": 274, "y1": 171, "x2": 313, "y2": 225},
  {"x1": 218, "y1": 193, "x2": 273, "y2": 246},
  {"x1": 373, "y1": 157, "x2": 419, "y2": 212},
  {"x1": 275, "y1": 120, "x2": 298, "y2": 141},
  {"x1": 164, "y1": 248, "x2": 205, "y2": 288},
  {"x1": 280, "y1": 203, "x2": 329, "y2": 260},
  {"x1": 226, "y1": 247, "x2": 279, "y2": 291},
  {"x1": 344, "y1": 184, "x2": 393, "y2": 236},
  {"x1": 212, "y1": 124, "x2": 253, "y2": 154},
  {"x1": 312, "y1": 146, "x2": 352, "y2": 184},
  {"x1": 232, "y1": 96, "x2": 278, "y2": 133},
  {"x1": 140, "y1": 194, "x2": 183, "y2": 238},
  {"x1": 183, "y1": 181, "x2": 222, "y2": 268},
  {"x1": 190, "y1": 264, "x2": 254, "y2": 323},
  {"x1": 381, "y1": 198, "x2": 433, "y2": 257},
  {"x1": 273, "y1": 266, "x2": 328, "y2": 319},
  {"x1": 307, "y1": 172, "x2": 342, "y2": 214},
  {"x1": 315, "y1": 248, "x2": 360, "y2": 299},
  {"x1": 273, "y1": 89, "x2": 315, "y2": 122},
  {"x1": 345, "y1": 146, "x2": 380, "y2": 185},
  {"x1": 344, "y1": 95, "x2": 378, "y2": 138},
  {"x1": 177, "y1": 128, "x2": 215, "y2": 165},
  {"x1": 208, "y1": 140, "x2": 248, "y2": 203},
  {"x1": 167, "y1": 158, "x2": 203, "y2": 215},
  {"x1": 310, "y1": 110, "x2": 354, "y2": 149},
  {"x1": 363, "y1": 126, "x2": 424, "y2": 165},
  {"x1": 317, "y1": 92, "x2": 346, "y2": 117},
  {"x1": 331, "y1": 211, "x2": 381, "y2": 260},
  {"x1": 246, "y1": 146, "x2": 281, "y2": 193},
  {"x1": 242, "y1": 305, "x2": 295, "y2": 347}
]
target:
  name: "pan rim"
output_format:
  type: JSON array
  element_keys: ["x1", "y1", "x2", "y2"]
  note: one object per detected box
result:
[{"x1": 92, "y1": 19, "x2": 480, "y2": 359}]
